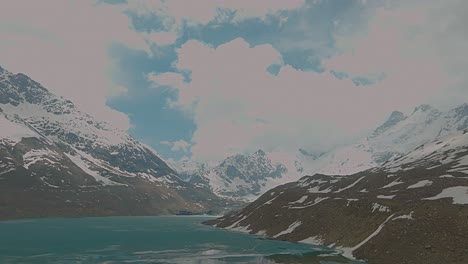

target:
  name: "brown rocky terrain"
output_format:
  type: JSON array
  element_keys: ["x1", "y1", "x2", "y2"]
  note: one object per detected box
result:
[{"x1": 205, "y1": 129, "x2": 468, "y2": 264}]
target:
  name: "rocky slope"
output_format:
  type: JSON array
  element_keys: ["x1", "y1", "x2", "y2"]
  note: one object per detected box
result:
[
  {"x1": 0, "y1": 65, "x2": 231, "y2": 220},
  {"x1": 206, "y1": 128, "x2": 468, "y2": 264}
]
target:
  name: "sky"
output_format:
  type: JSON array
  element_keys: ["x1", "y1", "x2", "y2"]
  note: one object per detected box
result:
[{"x1": 1, "y1": 0, "x2": 467, "y2": 162}]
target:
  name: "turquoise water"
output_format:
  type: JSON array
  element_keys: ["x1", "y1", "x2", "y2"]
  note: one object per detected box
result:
[{"x1": 0, "y1": 216, "x2": 364, "y2": 264}]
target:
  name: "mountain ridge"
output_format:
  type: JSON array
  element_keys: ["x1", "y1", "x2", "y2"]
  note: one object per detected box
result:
[
  {"x1": 174, "y1": 102, "x2": 468, "y2": 201},
  {"x1": 0, "y1": 65, "x2": 233, "y2": 220},
  {"x1": 206, "y1": 127, "x2": 468, "y2": 264}
]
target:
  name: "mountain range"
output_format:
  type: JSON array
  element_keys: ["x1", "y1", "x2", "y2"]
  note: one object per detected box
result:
[
  {"x1": 174, "y1": 102, "x2": 468, "y2": 201},
  {"x1": 0, "y1": 65, "x2": 234, "y2": 220},
  {"x1": 205, "y1": 107, "x2": 468, "y2": 263}
]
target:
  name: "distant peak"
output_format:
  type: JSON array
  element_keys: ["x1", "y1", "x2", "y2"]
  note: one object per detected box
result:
[
  {"x1": 454, "y1": 103, "x2": 468, "y2": 110},
  {"x1": 383, "y1": 110, "x2": 406, "y2": 126},
  {"x1": 452, "y1": 103, "x2": 468, "y2": 116},
  {"x1": 254, "y1": 149, "x2": 266, "y2": 156},
  {"x1": 0, "y1": 65, "x2": 9, "y2": 75},
  {"x1": 389, "y1": 111, "x2": 405, "y2": 120},
  {"x1": 371, "y1": 110, "x2": 407, "y2": 137},
  {"x1": 413, "y1": 104, "x2": 434, "y2": 113}
]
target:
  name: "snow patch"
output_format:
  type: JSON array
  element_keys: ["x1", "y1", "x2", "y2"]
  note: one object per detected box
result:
[
  {"x1": 338, "y1": 214, "x2": 395, "y2": 260},
  {"x1": 377, "y1": 195, "x2": 396, "y2": 199},
  {"x1": 407, "y1": 180, "x2": 433, "y2": 189},
  {"x1": 335, "y1": 176, "x2": 365, "y2": 193},
  {"x1": 346, "y1": 199, "x2": 359, "y2": 206},
  {"x1": 289, "y1": 197, "x2": 329, "y2": 209},
  {"x1": 381, "y1": 179, "x2": 404, "y2": 189},
  {"x1": 439, "y1": 174, "x2": 454, "y2": 178},
  {"x1": 64, "y1": 152, "x2": 123, "y2": 186},
  {"x1": 23, "y1": 148, "x2": 60, "y2": 169},
  {"x1": 371, "y1": 203, "x2": 391, "y2": 213},
  {"x1": 0, "y1": 114, "x2": 38, "y2": 144},
  {"x1": 273, "y1": 221, "x2": 302, "y2": 238},
  {"x1": 299, "y1": 236, "x2": 324, "y2": 245},
  {"x1": 308, "y1": 186, "x2": 332, "y2": 194},
  {"x1": 229, "y1": 224, "x2": 252, "y2": 233},
  {"x1": 289, "y1": 195, "x2": 308, "y2": 204},
  {"x1": 423, "y1": 186, "x2": 468, "y2": 204},
  {"x1": 392, "y1": 211, "x2": 415, "y2": 220}
]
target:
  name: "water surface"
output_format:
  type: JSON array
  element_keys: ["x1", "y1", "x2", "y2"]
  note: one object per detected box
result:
[{"x1": 0, "y1": 216, "x2": 364, "y2": 264}]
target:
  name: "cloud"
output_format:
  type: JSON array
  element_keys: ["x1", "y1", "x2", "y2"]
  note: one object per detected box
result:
[
  {"x1": 149, "y1": 38, "x2": 384, "y2": 161},
  {"x1": 144, "y1": 31, "x2": 178, "y2": 46},
  {"x1": 150, "y1": 0, "x2": 468, "y2": 161},
  {"x1": 148, "y1": 72, "x2": 187, "y2": 89},
  {"x1": 0, "y1": 0, "x2": 155, "y2": 130},
  {"x1": 0, "y1": 0, "x2": 306, "y2": 132},
  {"x1": 161, "y1": 140, "x2": 191, "y2": 152},
  {"x1": 125, "y1": 0, "x2": 306, "y2": 25},
  {"x1": 3, "y1": 0, "x2": 465, "y2": 163},
  {"x1": 324, "y1": 0, "x2": 468, "y2": 108},
  {"x1": 123, "y1": 0, "x2": 306, "y2": 48}
]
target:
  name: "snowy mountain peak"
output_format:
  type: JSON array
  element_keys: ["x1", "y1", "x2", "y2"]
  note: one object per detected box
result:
[
  {"x1": 216, "y1": 150, "x2": 287, "y2": 181},
  {"x1": 387, "y1": 110, "x2": 406, "y2": 122},
  {"x1": 0, "y1": 64, "x2": 236, "y2": 217},
  {"x1": 0, "y1": 68, "x2": 78, "y2": 115},
  {"x1": 0, "y1": 65, "x2": 178, "y2": 182},
  {"x1": 254, "y1": 149, "x2": 266, "y2": 156},
  {"x1": 371, "y1": 111, "x2": 407, "y2": 137},
  {"x1": 412, "y1": 104, "x2": 435, "y2": 113},
  {"x1": 452, "y1": 103, "x2": 468, "y2": 116},
  {"x1": 173, "y1": 149, "x2": 289, "y2": 201}
]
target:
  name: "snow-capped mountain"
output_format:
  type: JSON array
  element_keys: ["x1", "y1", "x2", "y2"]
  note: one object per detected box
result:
[
  {"x1": 206, "y1": 127, "x2": 468, "y2": 264},
  {"x1": 0, "y1": 65, "x2": 230, "y2": 220},
  {"x1": 175, "y1": 103, "x2": 468, "y2": 201},
  {"x1": 172, "y1": 150, "x2": 289, "y2": 201},
  {"x1": 0, "y1": 65, "x2": 175, "y2": 182},
  {"x1": 208, "y1": 150, "x2": 287, "y2": 200},
  {"x1": 298, "y1": 103, "x2": 468, "y2": 176}
]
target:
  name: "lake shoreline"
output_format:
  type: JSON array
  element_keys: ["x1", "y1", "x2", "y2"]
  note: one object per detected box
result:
[
  {"x1": 0, "y1": 216, "x2": 361, "y2": 264},
  {"x1": 0, "y1": 213, "x2": 221, "y2": 222}
]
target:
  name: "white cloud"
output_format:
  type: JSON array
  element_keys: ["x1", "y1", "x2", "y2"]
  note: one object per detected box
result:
[
  {"x1": 0, "y1": 0, "x2": 155, "y2": 130},
  {"x1": 143, "y1": 31, "x2": 178, "y2": 46},
  {"x1": 324, "y1": 0, "x2": 468, "y2": 109},
  {"x1": 161, "y1": 140, "x2": 191, "y2": 152},
  {"x1": 171, "y1": 140, "x2": 191, "y2": 152},
  {"x1": 0, "y1": 0, "x2": 306, "y2": 132},
  {"x1": 160, "y1": 141, "x2": 171, "y2": 145},
  {"x1": 152, "y1": 38, "x2": 387, "y2": 161},
  {"x1": 151, "y1": 0, "x2": 468, "y2": 162},
  {"x1": 148, "y1": 72, "x2": 186, "y2": 89}
]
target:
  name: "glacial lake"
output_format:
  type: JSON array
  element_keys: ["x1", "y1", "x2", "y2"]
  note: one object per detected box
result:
[{"x1": 0, "y1": 216, "x2": 365, "y2": 264}]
